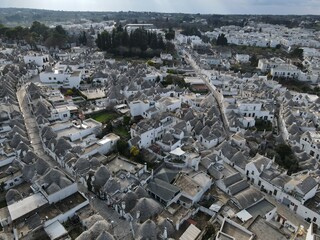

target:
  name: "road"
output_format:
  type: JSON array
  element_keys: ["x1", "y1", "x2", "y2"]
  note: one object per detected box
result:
[
  {"x1": 17, "y1": 83, "x2": 133, "y2": 239},
  {"x1": 78, "y1": 184, "x2": 134, "y2": 240},
  {"x1": 16, "y1": 85, "x2": 59, "y2": 168},
  {"x1": 183, "y1": 50, "x2": 231, "y2": 138}
]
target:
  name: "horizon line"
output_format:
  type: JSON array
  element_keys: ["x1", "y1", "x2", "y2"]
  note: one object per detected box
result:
[{"x1": 0, "y1": 7, "x2": 319, "y2": 16}]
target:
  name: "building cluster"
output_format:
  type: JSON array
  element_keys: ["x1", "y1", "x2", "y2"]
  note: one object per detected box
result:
[
  {"x1": 1, "y1": 17, "x2": 320, "y2": 240},
  {"x1": 205, "y1": 22, "x2": 320, "y2": 49}
]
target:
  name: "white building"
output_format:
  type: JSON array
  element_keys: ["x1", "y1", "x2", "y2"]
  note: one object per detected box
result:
[
  {"x1": 40, "y1": 65, "x2": 82, "y2": 88},
  {"x1": 24, "y1": 53, "x2": 50, "y2": 67},
  {"x1": 129, "y1": 100, "x2": 155, "y2": 117},
  {"x1": 237, "y1": 100, "x2": 274, "y2": 121},
  {"x1": 258, "y1": 58, "x2": 286, "y2": 72},
  {"x1": 236, "y1": 54, "x2": 250, "y2": 63},
  {"x1": 271, "y1": 64, "x2": 300, "y2": 79},
  {"x1": 300, "y1": 131, "x2": 320, "y2": 160}
]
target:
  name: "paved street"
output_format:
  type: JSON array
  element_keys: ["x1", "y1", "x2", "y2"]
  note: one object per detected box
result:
[
  {"x1": 17, "y1": 83, "x2": 135, "y2": 239},
  {"x1": 183, "y1": 50, "x2": 231, "y2": 138},
  {"x1": 78, "y1": 184, "x2": 134, "y2": 240},
  {"x1": 16, "y1": 85, "x2": 59, "y2": 168}
]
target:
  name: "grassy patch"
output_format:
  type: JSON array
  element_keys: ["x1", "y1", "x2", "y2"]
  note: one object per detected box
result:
[
  {"x1": 69, "y1": 226, "x2": 83, "y2": 239},
  {"x1": 255, "y1": 119, "x2": 272, "y2": 132},
  {"x1": 161, "y1": 75, "x2": 186, "y2": 88},
  {"x1": 89, "y1": 111, "x2": 118, "y2": 124},
  {"x1": 0, "y1": 199, "x2": 7, "y2": 209},
  {"x1": 113, "y1": 126, "x2": 130, "y2": 140},
  {"x1": 63, "y1": 217, "x2": 84, "y2": 240},
  {"x1": 276, "y1": 78, "x2": 319, "y2": 95}
]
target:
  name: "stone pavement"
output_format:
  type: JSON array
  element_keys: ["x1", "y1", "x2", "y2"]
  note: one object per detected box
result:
[{"x1": 16, "y1": 85, "x2": 59, "y2": 168}]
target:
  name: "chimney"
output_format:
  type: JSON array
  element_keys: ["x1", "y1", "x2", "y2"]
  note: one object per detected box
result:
[
  {"x1": 130, "y1": 221, "x2": 135, "y2": 239},
  {"x1": 136, "y1": 210, "x2": 140, "y2": 219},
  {"x1": 144, "y1": 162, "x2": 147, "y2": 171},
  {"x1": 266, "y1": 160, "x2": 272, "y2": 169},
  {"x1": 121, "y1": 201, "x2": 126, "y2": 211},
  {"x1": 260, "y1": 164, "x2": 265, "y2": 172},
  {"x1": 163, "y1": 227, "x2": 168, "y2": 239}
]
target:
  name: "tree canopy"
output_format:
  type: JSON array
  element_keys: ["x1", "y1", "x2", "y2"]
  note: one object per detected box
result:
[
  {"x1": 274, "y1": 144, "x2": 300, "y2": 175},
  {"x1": 216, "y1": 33, "x2": 228, "y2": 46},
  {"x1": 165, "y1": 27, "x2": 175, "y2": 41},
  {"x1": 96, "y1": 25, "x2": 167, "y2": 58},
  {"x1": 181, "y1": 26, "x2": 201, "y2": 37},
  {"x1": 0, "y1": 21, "x2": 68, "y2": 48}
]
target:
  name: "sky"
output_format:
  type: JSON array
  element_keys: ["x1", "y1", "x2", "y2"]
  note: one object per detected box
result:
[{"x1": 2, "y1": 0, "x2": 320, "y2": 15}]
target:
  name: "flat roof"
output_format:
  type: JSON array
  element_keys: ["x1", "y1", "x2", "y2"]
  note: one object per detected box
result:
[
  {"x1": 236, "y1": 210, "x2": 252, "y2": 223},
  {"x1": 98, "y1": 133, "x2": 120, "y2": 145},
  {"x1": 80, "y1": 89, "x2": 106, "y2": 100},
  {"x1": 56, "y1": 126, "x2": 80, "y2": 139},
  {"x1": 184, "y1": 77, "x2": 205, "y2": 85},
  {"x1": 221, "y1": 219, "x2": 254, "y2": 240},
  {"x1": 248, "y1": 216, "x2": 287, "y2": 240},
  {"x1": 44, "y1": 221, "x2": 68, "y2": 240},
  {"x1": 174, "y1": 173, "x2": 201, "y2": 197},
  {"x1": 106, "y1": 157, "x2": 143, "y2": 175},
  {"x1": 179, "y1": 224, "x2": 201, "y2": 240},
  {"x1": 8, "y1": 193, "x2": 48, "y2": 221},
  {"x1": 170, "y1": 147, "x2": 185, "y2": 156}
]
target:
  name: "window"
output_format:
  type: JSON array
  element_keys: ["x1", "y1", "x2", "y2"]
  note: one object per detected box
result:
[
  {"x1": 258, "y1": 180, "x2": 261, "y2": 186},
  {"x1": 310, "y1": 150, "x2": 315, "y2": 157},
  {"x1": 54, "y1": 77, "x2": 56, "y2": 80},
  {"x1": 251, "y1": 171, "x2": 254, "y2": 175},
  {"x1": 49, "y1": 77, "x2": 52, "y2": 80},
  {"x1": 63, "y1": 114, "x2": 68, "y2": 118},
  {"x1": 313, "y1": 217, "x2": 317, "y2": 222},
  {"x1": 273, "y1": 189, "x2": 278, "y2": 196}
]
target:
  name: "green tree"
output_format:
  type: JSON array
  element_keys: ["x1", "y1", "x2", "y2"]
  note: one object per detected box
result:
[
  {"x1": 130, "y1": 146, "x2": 140, "y2": 157},
  {"x1": 78, "y1": 31, "x2": 87, "y2": 46},
  {"x1": 165, "y1": 27, "x2": 175, "y2": 41},
  {"x1": 274, "y1": 144, "x2": 300, "y2": 175},
  {"x1": 216, "y1": 34, "x2": 228, "y2": 46},
  {"x1": 290, "y1": 47, "x2": 304, "y2": 60},
  {"x1": 55, "y1": 25, "x2": 67, "y2": 36},
  {"x1": 181, "y1": 26, "x2": 201, "y2": 37},
  {"x1": 117, "y1": 139, "x2": 129, "y2": 156},
  {"x1": 249, "y1": 54, "x2": 258, "y2": 67},
  {"x1": 30, "y1": 21, "x2": 50, "y2": 39},
  {"x1": 123, "y1": 116, "x2": 131, "y2": 126}
]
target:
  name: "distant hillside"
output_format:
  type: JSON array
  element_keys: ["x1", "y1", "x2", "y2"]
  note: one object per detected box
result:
[{"x1": 0, "y1": 8, "x2": 319, "y2": 30}]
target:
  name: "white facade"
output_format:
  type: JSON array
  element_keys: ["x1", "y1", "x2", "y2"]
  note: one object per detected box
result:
[
  {"x1": 49, "y1": 106, "x2": 71, "y2": 122},
  {"x1": 155, "y1": 97, "x2": 181, "y2": 112},
  {"x1": 300, "y1": 131, "x2": 320, "y2": 160},
  {"x1": 130, "y1": 116, "x2": 176, "y2": 148},
  {"x1": 24, "y1": 54, "x2": 50, "y2": 67},
  {"x1": 271, "y1": 64, "x2": 300, "y2": 79},
  {"x1": 129, "y1": 100, "x2": 155, "y2": 117},
  {"x1": 258, "y1": 58, "x2": 285, "y2": 72},
  {"x1": 237, "y1": 101, "x2": 274, "y2": 121},
  {"x1": 40, "y1": 65, "x2": 82, "y2": 88},
  {"x1": 236, "y1": 54, "x2": 250, "y2": 63}
]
